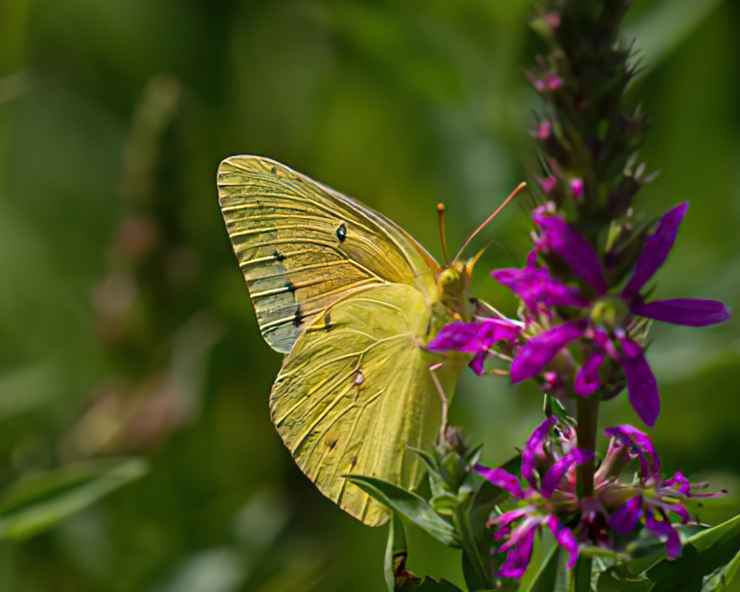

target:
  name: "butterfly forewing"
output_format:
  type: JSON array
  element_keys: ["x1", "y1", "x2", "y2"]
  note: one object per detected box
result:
[
  {"x1": 217, "y1": 156, "x2": 438, "y2": 353},
  {"x1": 217, "y1": 155, "x2": 462, "y2": 526}
]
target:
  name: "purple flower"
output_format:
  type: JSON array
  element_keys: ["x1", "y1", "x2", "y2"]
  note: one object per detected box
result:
[
  {"x1": 493, "y1": 253, "x2": 587, "y2": 315},
  {"x1": 604, "y1": 425, "x2": 660, "y2": 479},
  {"x1": 496, "y1": 203, "x2": 730, "y2": 426},
  {"x1": 428, "y1": 318, "x2": 520, "y2": 375},
  {"x1": 539, "y1": 176, "x2": 557, "y2": 194},
  {"x1": 475, "y1": 417, "x2": 591, "y2": 579},
  {"x1": 600, "y1": 425, "x2": 725, "y2": 560},
  {"x1": 534, "y1": 73, "x2": 563, "y2": 93},
  {"x1": 533, "y1": 207, "x2": 608, "y2": 294},
  {"x1": 570, "y1": 178, "x2": 584, "y2": 200},
  {"x1": 536, "y1": 120, "x2": 552, "y2": 140},
  {"x1": 510, "y1": 320, "x2": 587, "y2": 384}
]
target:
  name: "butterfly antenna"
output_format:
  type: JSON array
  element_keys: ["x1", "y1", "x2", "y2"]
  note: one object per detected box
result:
[
  {"x1": 436, "y1": 202, "x2": 450, "y2": 264},
  {"x1": 453, "y1": 182, "x2": 527, "y2": 261}
]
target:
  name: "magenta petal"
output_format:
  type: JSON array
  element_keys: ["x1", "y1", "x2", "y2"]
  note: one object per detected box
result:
[
  {"x1": 663, "y1": 471, "x2": 691, "y2": 495},
  {"x1": 469, "y1": 352, "x2": 488, "y2": 375},
  {"x1": 622, "y1": 202, "x2": 688, "y2": 300},
  {"x1": 492, "y1": 265, "x2": 587, "y2": 312},
  {"x1": 632, "y1": 298, "x2": 730, "y2": 327},
  {"x1": 604, "y1": 424, "x2": 661, "y2": 479},
  {"x1": 533, "y1": 209, "x2": 607, "y2": 294},
  {"x1": 428, "y1": 319, "x2": 521, "y2": 354},
  {"x1": 510, "y1": 321, "x2": 587, "y2": 383},
  {"x1": 619, "y1": 339, "x2": 660, "y2": 427},
  {"x1": 490, "y1": 508, "x2": 528, "y2": 530},
  {"x1": 521, "y1": 416, "x2": 557, "y2": 487},
  {"x1": 645, "y1": 513, "x2": 682, "y2": 559},
  {"x1": 609, "y1": 496, "x2": 643, "y2": 534},
  {"x1": 663, "y1": 502, "x2": 690, "y2": 524},
  {"x1": 498, "y1": 525, "x2": 536, "y2": 579},
  {"x1": 475, "y1": 465, "x2": 524, "y2": 499},
  {"x1": 546, "y1": 515, "x2": 579, "y2": 569},
  {"x1": 541, "y1": 448, "x2": 594, "y2": 498},
  {"x1": 574, "y1": 350, "x2": 605, "y2": 397}
]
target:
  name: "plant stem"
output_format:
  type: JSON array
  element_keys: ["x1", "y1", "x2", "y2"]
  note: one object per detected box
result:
[
  {"x1": 575, "y1": 396, "x2": 599, "y2": 498},
  {"x1": 574, "y1": 396, "x2": 599, "y2": 589}
]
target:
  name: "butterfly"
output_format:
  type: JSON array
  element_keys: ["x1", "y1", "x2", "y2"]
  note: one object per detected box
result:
[{"x1": 217, "y1": 155, "x2": 524, "y2": 526}]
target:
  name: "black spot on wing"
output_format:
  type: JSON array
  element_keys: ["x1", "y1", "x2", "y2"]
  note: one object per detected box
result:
[
  {"x1": 273, "y1": 249, "x2": 286, "y2": 262},
  {"x1": 336, "y1": 223, "x2": 347, "y2": 242},
  {"x1": 285, "y1": 280, "x2": 296, "y2": 293},
  {"x1": 293, "y1": 306, "x2": 304, "y2": 327}
]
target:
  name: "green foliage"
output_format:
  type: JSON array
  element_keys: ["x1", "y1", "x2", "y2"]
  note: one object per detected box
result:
[
  {"x1": 522, "y1": 545, "x2": 561, "y2": 592},
  {"x1": 0, "y1": 459, "x2": 147, "y2": 541},
  {"x1": 346, "y1": 475, "x2": 459, "y2": 547},
  {"x1": 0, "y1": 0, "x2": 737, "y2": 589}
]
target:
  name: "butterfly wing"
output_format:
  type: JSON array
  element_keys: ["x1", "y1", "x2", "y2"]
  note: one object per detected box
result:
[
  {"x1": 270, "y1": 283, "x2": 464, "y2": 526},
  {"x1": 217, "y1": 155, "x2": 439, "y2": 353}
]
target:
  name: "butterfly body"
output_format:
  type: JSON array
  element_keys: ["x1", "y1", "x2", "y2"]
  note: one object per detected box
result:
[{"x1": 217, "y1": 155, "x2": 474, "y2": 525}]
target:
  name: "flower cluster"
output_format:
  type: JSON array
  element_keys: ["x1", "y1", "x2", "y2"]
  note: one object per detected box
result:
[
  {"x1": 499, "y1": 201, "x2": 728, "y2": 426},
  {"x1": 474, "y1": 416, "x2": 586, "y2": 578},
  {"x1": 430, "y1": 201, "x2": 729, "y2": 425},
  {"x1": 475, "y1": 419, "x2": 723, "y2": 579},
  {"x1": 426, "y1": 0, "x2": 731, "y2": 583}
]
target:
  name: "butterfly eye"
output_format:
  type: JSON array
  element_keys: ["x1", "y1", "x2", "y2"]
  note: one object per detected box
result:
[{"x1": 336, "y1": 223, "x2": 347, "y2": 242}]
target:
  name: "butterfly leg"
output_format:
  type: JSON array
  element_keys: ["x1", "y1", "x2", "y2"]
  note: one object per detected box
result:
[
  {"x1": 471, "y1": 297, "x2": 512, "y2": 321},
  {"x1": 428, "y1": 361, "x2": 449, "y2": 444}
]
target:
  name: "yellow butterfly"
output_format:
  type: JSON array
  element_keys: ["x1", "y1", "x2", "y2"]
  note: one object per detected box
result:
[{"x1": 217, "y1": 155, "x2": 524, "y2": 526}]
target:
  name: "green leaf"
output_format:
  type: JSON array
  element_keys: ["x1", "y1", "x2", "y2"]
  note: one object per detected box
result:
[
  {"x1": 385, "y1": 513, "x2": 408, "y2": 592},
  {"x1": 408, "y1": 447, "x2": 439, "y2": 478},
  {"x1": 597, "y1": 567, "x2": 652, "y2": 592},
  {"x1": 572, "y1": 556, "x2": 592, "y2": 592},
  {"x1": 646, "y1": 514, "x2": 740, "y2": 592},
  {"x1": 398, "y1": 576, "x2": 464, "y2": 592},
  {"x1": 345, "y1": 475, "x2": 459, "y2": 546},
  {"x1": 627, "y1": 0, "x2": 724, "y2": 79},
  {"x1": 702, "y1": 547, "x2": 740, "y2": 591},
  {"x1": 459, "y1": 454, "x2": 521, "y2": 591},
  {"x1": 522, "y1": 544, "x2": 560, "y2": 592},
  {"x1": 0, "y1": 458, "x2": 148, "y2": 541},
  {"x1": 625, "y1": 523, "x2": 707, "y2": 575}
]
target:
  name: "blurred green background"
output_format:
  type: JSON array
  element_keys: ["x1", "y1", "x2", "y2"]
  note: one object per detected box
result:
[{"x1": 0, "y1": 1, "x2": 738, "y2": 590}]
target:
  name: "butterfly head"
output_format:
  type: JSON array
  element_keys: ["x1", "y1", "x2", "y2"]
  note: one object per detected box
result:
[
  {"x1": 436, "y1": 259, "x2": 475, "y2": 321},
  {"x1": 433, "y1": 182, "x2": 527, "y2": 322}
]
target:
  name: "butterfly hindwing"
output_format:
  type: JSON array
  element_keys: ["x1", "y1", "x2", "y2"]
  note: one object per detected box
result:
[
  {"x1": 270, "y1": 283, "x2": 462, "y2": 526},
  {"x1": 217, "y1": 155, "x2": 439, "y2": 353}
]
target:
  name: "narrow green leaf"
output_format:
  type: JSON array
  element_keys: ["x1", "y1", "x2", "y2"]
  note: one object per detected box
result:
[
  {"x1": 597, "y1": 567, "x2": 652, "y2": 592},
  {"x1": 408, "y1": 447, "x2": 439, "y2": 477},
  {"x1": 627, "y1": 0, "x2": 724, "y2": 79},
  {"x1": 685, "y1": 515, "x2": 740, "y2": 554},
  {"x1": 702, "y1": 548, "x2": 740, "y2": 591},
  {"x1": 625, "y1": 523, "x2": 707, "y2": 575},
  {"x1": 523, "y1": 544, "x2": 560, "y2": 592},
  {"x1": 572, "y1": 556, "x2": 592, "y2": 592},
  {"x1": 398, "y1": 576, "x2": 464, "y2": 592},
  {"x1": 0, "y1": 458, "x2": 148, "y2": 540},
  {"x1": 346, "y1": 475, "x2": 459, "y2": 546},
  {"x1": 385, "y1": 513, "x2": 408, "y2": 592},
  {"x1": 646, "y1": 514, "x2": 740, "y2": 591},
  {"x1": 462, "y1": 454, "x2": 521, "y2": 591}
]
